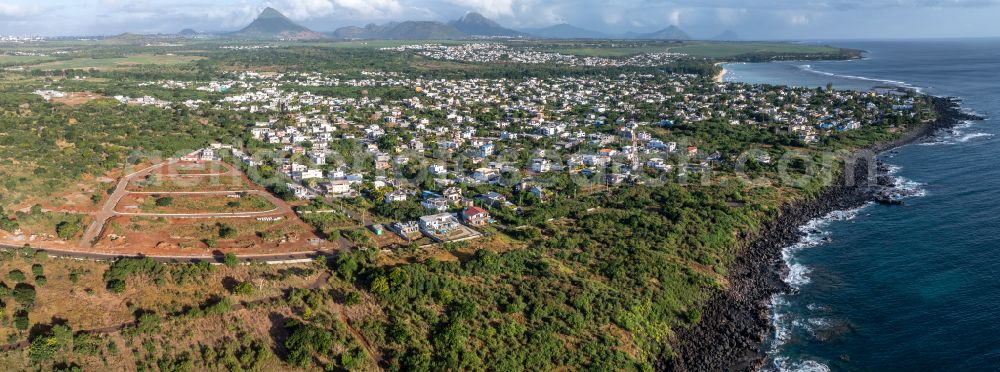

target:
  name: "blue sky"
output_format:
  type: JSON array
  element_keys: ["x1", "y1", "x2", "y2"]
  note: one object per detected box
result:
[{"x1": 0, "y1": 0, "x2": 998, "y2": 39}]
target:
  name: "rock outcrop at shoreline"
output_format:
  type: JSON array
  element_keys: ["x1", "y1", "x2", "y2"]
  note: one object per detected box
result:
[{"x1": 664, "y1": 97, "x2": 982, "y2": 372}]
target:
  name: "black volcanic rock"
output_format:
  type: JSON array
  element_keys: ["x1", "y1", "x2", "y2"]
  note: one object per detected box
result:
[
  {"x1": 449, "y1": 12, "x2": 524, "y2": 37},
  {"x1": 665, "y1": 97, "x2": 978, "y2": 372}
]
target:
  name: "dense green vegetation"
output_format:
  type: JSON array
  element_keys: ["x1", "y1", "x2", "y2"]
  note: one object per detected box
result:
[
  {"x1": 0, "y1": 92, "x2": 230, "y2": 207},
  {"x1": 322, "y1": 183, "x2": 773, "y2": 369}
]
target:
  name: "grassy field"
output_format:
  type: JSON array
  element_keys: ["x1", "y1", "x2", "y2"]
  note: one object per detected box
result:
[
  {"x1": 671, "y1": 42, "x2": 842, "y2": 58},
  {"x1": 33, "y1": 54, "x2": 205, "y2": 70},
  {"x1": 0, "y1": 55, "x2": 56, "y2": 65},
  {"x1": 109, "y1": 215, "x2": 309, "y2": 250},
  {"x1": 168, "y1": 218, "x2": 304, "y2": 242},
  {"x1": 127, "y1": 175, "x2": 253, "y2": 192},
  {"x1": 126, "y1": 194, "x2": 275, "y2": 214}
]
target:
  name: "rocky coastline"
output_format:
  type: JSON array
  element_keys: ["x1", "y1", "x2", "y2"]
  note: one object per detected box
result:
[{"x1": 664, "y1": 96, "x2": 982, "y2": 372}]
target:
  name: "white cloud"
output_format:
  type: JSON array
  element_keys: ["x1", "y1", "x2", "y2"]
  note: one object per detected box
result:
[
  {"x1": 667, "y1": 9, "x2": 681, "y2": 25},
  {"x1": 775, "y1": 11, "x2": 810, "y2": 25},
  {"x1": 0, "y1": 2, "x2": 43, "y2": 19},
  {"x1": 279, "y1": 0, "x2": 409, "y2": 19},
  {"x1": 602, "y1": 11, "x2": 623, "y2": 25},
  {"x1": 715, "y1": 7, "x2": 747, "y2": 24},
  {"x1": 279, "y1": 0, "x2": 336, "y2": 19},
  {"x1": 0, "y1": 0, "x2": 998, "y2": 38},
  {"x1": 444, "y1": 0, "x2": 516, "y2": 17}
]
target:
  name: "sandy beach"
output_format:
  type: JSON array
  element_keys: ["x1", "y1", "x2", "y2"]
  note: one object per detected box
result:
[{"x1": 714, "y1": 62, "x2": 727, "y2": 82}]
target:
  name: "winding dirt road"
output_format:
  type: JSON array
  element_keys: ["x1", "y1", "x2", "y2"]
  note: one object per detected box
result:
[
  {"x1": 79, "y1": 161, "x2": 297, "y2": 246},
  {"x1": 79, "y1": 161, "x2": 175, "y2": 248}
]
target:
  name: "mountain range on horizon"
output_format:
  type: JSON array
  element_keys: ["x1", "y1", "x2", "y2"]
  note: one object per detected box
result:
[{"x1": 173, "y1": 7, "x2": 737, "y2": 41}]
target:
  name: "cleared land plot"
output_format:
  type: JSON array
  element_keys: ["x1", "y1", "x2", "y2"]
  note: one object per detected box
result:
[
  {"x1": 98, "y1": 215, "x2": 323, "y2": 254},
  {"x1": 127, "y1": 174, "x2": 253, "y2": 192},
  {"x1": 297, "y1": 210, "x2": 361, "y2": 236},
  {"x1": 115, "y1": 193, "x2": 276, "y2": 214},
  {"x1": 166, "y1": 161, "x2": 234, "y2": 175},
  {"x1": 50, "y1": 91, "x2": 106, "y2": 106},
  {"x1": 34, "y1": 54, "x2": 205, "y2": 70}
]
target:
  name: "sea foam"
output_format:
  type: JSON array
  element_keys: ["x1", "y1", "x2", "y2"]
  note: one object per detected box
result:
[
  {"x1": 919, "y1": 120, "x2": 993, "y2": 146},
  {"x1": 769, "y1": 357, "x2": 832, "y2": 372},
  {"x1": 765, "y1": 206, "x2": 870, "y2": 371},
  {"x1": 797, "y1": 64, "x2": 925, "y2": 93}
]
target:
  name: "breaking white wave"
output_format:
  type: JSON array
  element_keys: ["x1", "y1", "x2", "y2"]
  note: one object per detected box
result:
[
  {"x1": 797, "y1": 64, "x2": 925, "y2": 93},
  {"x1": 779, "y1": 207, "x2": 865, "y2": 287},
  {"x1": 765, "y1": 204, "x2": 884, "y2": 371},
  {"x1": 770, "y1": 357, "x2": 832, "y2": 372},
  {"x1": 885, "y1": 165, "x2": 928, "y2": 198},
  {"x1": 767, "y1": 207, "x2": 865, "y2": 361},
  {"x1": 766, "y1": 163, "x2": 932, "y2": 370},
  {"x1": 770, "y1": 295, "x2": 792, "y2": 345},
  {"x1": 786, "y1": 263, "x2": 812, "y2": 287},
  {"x1": 806, "y1": 303, "x2": 827, "y2": 311},
  {"x1": 959, "y1": 132, "x2": 994, "y2": 142},
  {"x1": 895, "y1": 179, "x2": 927, "y2": 198},
  {"x1": 919, "y1": 120, "x2": 993, "y2": 146},
  {"x1": 767, "y1": 294, "x2": 834, "y2": 372}
]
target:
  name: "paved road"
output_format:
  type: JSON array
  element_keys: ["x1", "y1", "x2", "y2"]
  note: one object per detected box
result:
[{"x1": 79, "y1": 162, "x2": 174, "y2": 248}]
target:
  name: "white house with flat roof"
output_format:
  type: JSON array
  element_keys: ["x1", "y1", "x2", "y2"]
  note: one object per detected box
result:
[{"x1": 419, "y1": 213, "x2": 459, "y2": 234}]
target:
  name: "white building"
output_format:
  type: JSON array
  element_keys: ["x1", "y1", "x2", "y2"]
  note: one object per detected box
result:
[
  {"x1": 530, "y1": 159, "x2": 551, "y2": 173},
  {"x1": 419, "y1": 213, "x2": 460, "y2": 234}
]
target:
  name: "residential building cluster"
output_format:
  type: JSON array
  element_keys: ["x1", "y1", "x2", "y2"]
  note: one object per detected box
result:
[
  {"x1": 382, "y1": 43, "x2": 686, "y2": 67},
  {"x1": 120, "y1": 64, "x2": 924, "y2": 248}
]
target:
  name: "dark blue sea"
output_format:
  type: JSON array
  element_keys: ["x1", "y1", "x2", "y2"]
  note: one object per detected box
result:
[{"x1": 724, "y1": 39, "x2": 1000, "y2": 371}]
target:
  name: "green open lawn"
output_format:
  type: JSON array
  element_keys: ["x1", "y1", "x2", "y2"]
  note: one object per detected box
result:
[
  {"x1": 671, "y1": 42, "x2": 842, "y2": 58},
  {"x1": 33, "y1": 54, "x2": 205, "y2": 70},
  {"x1": 0, "y1": 55, "x2": 57, "y2": 65}
]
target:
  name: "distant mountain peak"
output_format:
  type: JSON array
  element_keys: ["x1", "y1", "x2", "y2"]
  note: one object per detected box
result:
[
  {"x1": 258, "y1": 7, "x2": 284, "y2": 19},
  {"x1": 330, "y1": 21, "x2": 465, "y2": 40},
  {"x1": 521, "y1": 23, "x2": 608, "y2": 39},
  {"x1": 458, "y1": 12, "x2": 496, "y2": 25},
  {"x1": 639, "y1": 25, "x2": 691, "y2": 40},
  {"x1": 449, "y1": 11, "x2": 523, "y2": 37},
  {"x1": 234, "y1": 7, "x2": 323, "y2": 40},
  {"x1": 713, "y1": 30, "x2": 740, "y2": 41}
]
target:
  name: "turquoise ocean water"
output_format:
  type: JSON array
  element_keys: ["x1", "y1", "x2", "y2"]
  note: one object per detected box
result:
[{"x1": 724, "y1": 39, "x2": 1000, "y2": 371}]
